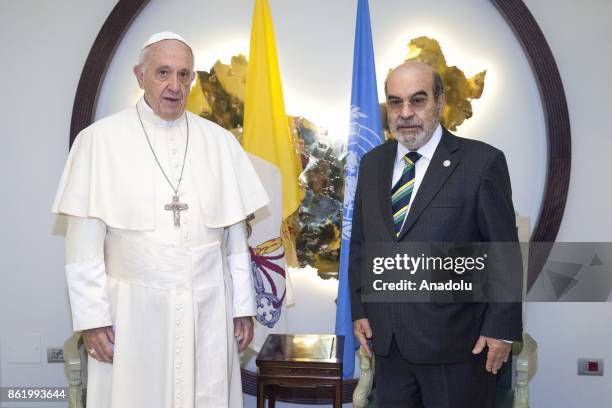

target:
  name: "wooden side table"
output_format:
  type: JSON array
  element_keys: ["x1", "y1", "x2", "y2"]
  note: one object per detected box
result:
[{"x1": 256, "y1": 334, "x2": 344, "y2": 408}]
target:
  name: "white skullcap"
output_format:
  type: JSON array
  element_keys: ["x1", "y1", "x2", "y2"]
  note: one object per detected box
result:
[{"x1": 141, "y1": 31, "x2": 191, "y2": 50}]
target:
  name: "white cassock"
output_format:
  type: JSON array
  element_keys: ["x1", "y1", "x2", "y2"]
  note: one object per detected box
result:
[{"x1": 52, "y1": 97, "x2": 269, "y2": 408}]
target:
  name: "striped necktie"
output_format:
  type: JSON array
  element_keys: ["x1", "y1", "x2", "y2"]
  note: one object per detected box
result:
[{"x1": 391, "y1": 151, "x2": 421, "y2": 236}]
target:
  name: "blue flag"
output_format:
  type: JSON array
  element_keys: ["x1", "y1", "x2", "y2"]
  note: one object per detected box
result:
[{"x1": 335, "y1": 0, "x2": 383, "y2": 380}]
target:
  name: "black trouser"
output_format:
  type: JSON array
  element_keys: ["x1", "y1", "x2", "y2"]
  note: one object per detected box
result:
[{"x1": 375, "y1": 337, "x2": 496, "y2": 408}]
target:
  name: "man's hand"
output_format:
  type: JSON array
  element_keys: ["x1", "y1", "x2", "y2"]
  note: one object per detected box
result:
[
  {"x1": 83, "y1": 326, "x2": 115, "y2": 364},
  {"x1": 472, "y1": 335, "x2": 512, "y2": 374},
  {"x1": 353, "y1": 318, "x2": 373, "y2": 358},
  {"x1": 233, "y1": 316, "x2": 254, "y2": 352}
]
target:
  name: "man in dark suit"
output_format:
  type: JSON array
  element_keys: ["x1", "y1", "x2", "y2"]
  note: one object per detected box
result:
[{"x1": 349, "y1": 61, "x2": 522, "y2": 407}]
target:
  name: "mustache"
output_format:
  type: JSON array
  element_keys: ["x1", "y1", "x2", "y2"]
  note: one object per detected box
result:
[{"x1": 395, "y1": 119, "x2": 423, "y2": 128}]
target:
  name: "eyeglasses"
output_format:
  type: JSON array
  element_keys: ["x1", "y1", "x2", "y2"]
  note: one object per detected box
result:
[{"x1": 385, "y1": 96, "x2": 429, "y2": 112}]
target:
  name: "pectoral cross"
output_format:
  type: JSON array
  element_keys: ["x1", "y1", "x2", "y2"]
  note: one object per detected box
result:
[{"x1": 165, "y1": 195, "x2": 188, "y2": 227}]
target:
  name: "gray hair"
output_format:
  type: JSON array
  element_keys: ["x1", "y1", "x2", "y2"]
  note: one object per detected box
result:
[
  {"x1": 432, "y1": 71, "x2": 444, "y2": 101},
  {"x1": 384, "y1": 69, "x2": 445, "y2": 102},
  {"x1": 138, "y1": 46, "x2": 151, "y2": 67},
  {"x1": 137, "y1": 42, "x2": 195, "y2": 73}
]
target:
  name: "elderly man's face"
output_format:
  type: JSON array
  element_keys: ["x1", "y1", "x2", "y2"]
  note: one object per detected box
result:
[
  {"x1": 134, "y1": 40, "x2": 195, "y2": 121},
  {"x1": 386, "y1": 63, "x2": 444, "y2": 150}
]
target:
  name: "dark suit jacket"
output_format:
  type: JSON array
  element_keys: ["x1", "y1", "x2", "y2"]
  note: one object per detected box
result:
[{"x1": 348, "y1": 128, "x2": 523, "y2": 364}]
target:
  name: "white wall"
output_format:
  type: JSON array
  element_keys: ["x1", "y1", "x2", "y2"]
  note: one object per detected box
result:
[
  {"x1": 0, "y1": 0, "x2": 117, "y2": 394},
  {"x1": 522, "y1": 0, "x2": 612, "y2": 406},
  {"x1": 0, "y1": 0, "x2": 610, "y2": 407}
]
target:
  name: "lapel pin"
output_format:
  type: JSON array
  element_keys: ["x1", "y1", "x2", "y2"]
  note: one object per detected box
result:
[{"x1": 443, "y1": 160, "x2": 451, "y2": 167}]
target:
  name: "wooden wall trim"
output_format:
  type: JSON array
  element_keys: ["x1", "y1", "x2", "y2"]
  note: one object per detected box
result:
[{"x1": 69, "y1": 0, "x2": 150, "y2": 145}]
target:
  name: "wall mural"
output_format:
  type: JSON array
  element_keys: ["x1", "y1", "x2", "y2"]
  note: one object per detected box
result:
[{"x1": 185, "y1": 36, "x2": 486, "y2": 279}]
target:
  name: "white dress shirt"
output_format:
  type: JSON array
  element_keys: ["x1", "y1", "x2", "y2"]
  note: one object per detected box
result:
[{"x1": 391, "y1": 123, "x2": 442, "y2": 233}]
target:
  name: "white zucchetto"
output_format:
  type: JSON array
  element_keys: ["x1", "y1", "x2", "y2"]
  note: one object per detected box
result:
[{"x1": 141, "y1": 31, "x2": 191, "y2": 50}]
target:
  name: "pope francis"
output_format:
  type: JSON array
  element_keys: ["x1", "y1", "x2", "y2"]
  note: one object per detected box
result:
[{"x1": 52, "y1": 32, "x2": 269, "y2": 408}]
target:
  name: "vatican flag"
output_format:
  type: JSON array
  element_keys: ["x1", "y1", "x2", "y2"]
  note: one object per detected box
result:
[{"x1": 243, "y1": 0, "x2": 303, "y2": 350}]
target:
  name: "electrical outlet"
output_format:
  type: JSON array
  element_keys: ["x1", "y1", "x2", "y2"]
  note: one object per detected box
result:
[
  {"x1": 578, "y1": 358, "x2": 603, "y2": 376},
  {"x1": 47, "y1": 347, "x2": 64, "y2": 363}
]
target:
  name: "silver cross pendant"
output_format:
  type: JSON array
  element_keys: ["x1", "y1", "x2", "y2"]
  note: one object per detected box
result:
[{"x1": 164, "y1": 195, "x2": 189, "y2": 227}]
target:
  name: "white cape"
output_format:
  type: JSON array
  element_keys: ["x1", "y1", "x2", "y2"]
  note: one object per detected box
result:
[{"x1": 52, "y1": 106, "x2": 268, "y2": 230}]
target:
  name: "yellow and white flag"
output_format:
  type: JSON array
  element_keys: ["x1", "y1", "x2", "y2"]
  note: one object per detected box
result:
[{"x1": 243, "y1": 0, "x2": 304, "y2": 350}]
